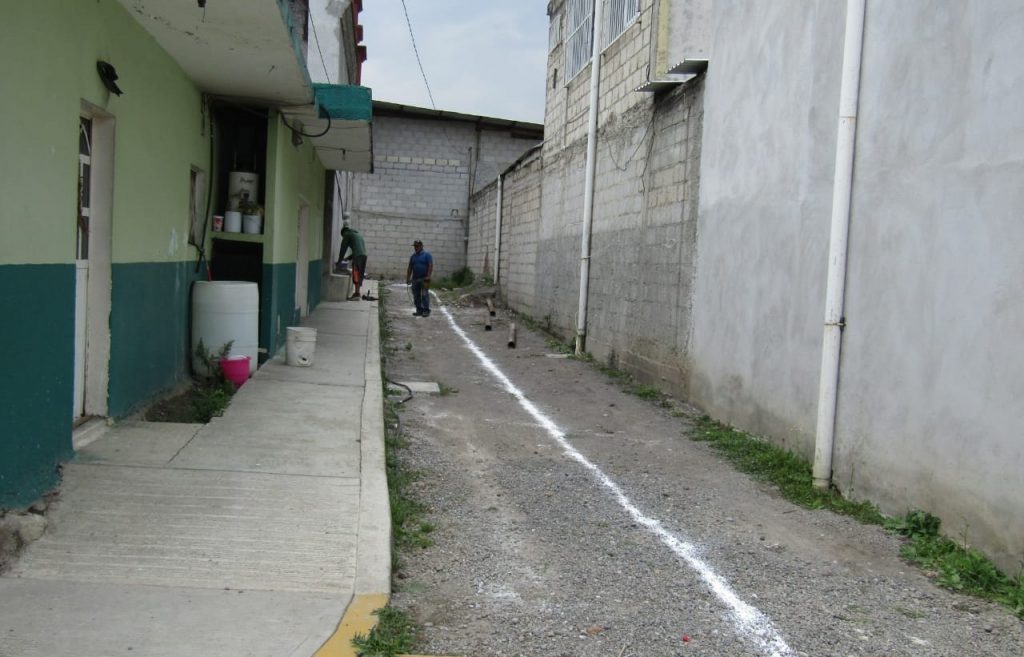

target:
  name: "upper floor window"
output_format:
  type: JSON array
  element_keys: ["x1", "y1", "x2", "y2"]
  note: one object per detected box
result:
[
  {"x1": 604, "y1": 0, "x2": 640, "y2": 46},
  {"x1": 549, "y1": 11, "x2": 562, "y2": 52},
  {"x1": 564, "y1": 0, "x2": 593, "y2": 82}
]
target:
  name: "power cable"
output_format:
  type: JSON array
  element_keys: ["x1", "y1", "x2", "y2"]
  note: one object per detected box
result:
[
  {"x1": 308, "y1": 12, "x2": 333, "y2": 83},
  {"x1": 400, "y1": 0, "x2": 437, "y2": 109}
]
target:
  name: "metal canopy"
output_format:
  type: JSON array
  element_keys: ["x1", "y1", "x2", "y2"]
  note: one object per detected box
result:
[
  {"x1": 117, "y1": 0, "x2": 312, "y2": 105},
  {"x1": 668, "y1": 58, "x2": 710, "y2": 75}
]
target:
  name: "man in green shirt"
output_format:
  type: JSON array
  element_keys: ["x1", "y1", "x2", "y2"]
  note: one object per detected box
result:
[{"x1": 336, "y1": 225, "x2": 368, "y2": 300}]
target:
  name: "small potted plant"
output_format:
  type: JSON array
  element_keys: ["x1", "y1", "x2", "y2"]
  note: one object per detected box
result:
[{"x1": 239, "y1": 197, "x2": 263, "y2": 234}]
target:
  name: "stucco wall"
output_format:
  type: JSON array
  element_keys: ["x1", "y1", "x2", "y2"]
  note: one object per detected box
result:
[
  {"x1": 692, "y1": 0, "x2": 1024, "y2": 572},
  {"x1": 834, "y1": 0, "x2": 1024, "y2": 572},
  {"x1": 689, "y1": 2, "x2": 844, "y2": 452}
]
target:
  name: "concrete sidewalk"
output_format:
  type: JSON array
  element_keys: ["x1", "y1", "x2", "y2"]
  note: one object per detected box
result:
[{"x1": 0, "y1": 283, "x2": 390, "y2": 657}]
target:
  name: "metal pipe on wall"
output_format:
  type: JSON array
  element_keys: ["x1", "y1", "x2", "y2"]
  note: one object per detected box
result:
[
  {"x1": 574, "y1": 0, "x2": 606, "y2": 356},
  {"x1": 494, "y1": 172, "x2": 504, "y2": 284},
  {"x1": 813, "y1": 0, "x2": 867, "y2": 490}
]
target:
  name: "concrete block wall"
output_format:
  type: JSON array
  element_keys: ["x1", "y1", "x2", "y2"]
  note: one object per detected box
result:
[
  {"x1": 468, "y1": 76, "x2": 704, "y2": 391},
  {"x1": 467, "y1": 184, "x2": 497, "y2": 278},
  {"x1": 349, "y1": 113, "x2": 541, "y2": 280},
  {"x1": 500, "y1": 153, "x2": 543, "y2": 320},
  {"x1": 544, "y1": 0, "x2": 656, "y2": 159}
]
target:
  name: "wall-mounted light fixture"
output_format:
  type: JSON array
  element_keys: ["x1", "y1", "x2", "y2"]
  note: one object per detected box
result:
[{"x1": 96, "y1": 61, "x2": 123, "y2": 96}]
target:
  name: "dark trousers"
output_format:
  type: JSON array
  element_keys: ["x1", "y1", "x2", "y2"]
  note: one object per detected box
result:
[{"x1": 411, "y1": 279, "x2": 430, "y2": 314}]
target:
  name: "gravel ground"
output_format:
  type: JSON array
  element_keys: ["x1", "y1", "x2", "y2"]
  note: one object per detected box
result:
[{"x1": 381, "y1": 285, "x2": 1024, "y2": 657}]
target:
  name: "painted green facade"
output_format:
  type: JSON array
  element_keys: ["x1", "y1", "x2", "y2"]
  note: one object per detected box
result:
[
  {"x1": 0, "y1": 265, "x2": 76, "y2": 506},
  {"x1": 108, "y1": 262, "x2": 205, "y2": 417},
  {"x1": 0, "y1": 1, "x2": 336, "y2": 508}
]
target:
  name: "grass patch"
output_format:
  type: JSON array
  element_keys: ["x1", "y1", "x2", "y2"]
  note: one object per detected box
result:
[
  {"x1": 434, "y1": 266, "x2": 474, "y2": 290},
  {"x1": 384, "y1": 399, "x2": 433, "y2": 554},
  {"x1": 352, "y1": 607, "x2": 419, "y2": 657},
  {"x1": 694, "y1": 416, "x2": 885, "y2": 524},
  {"x1": 887, "y1": 510, "x2": 1024, "y2": 618},
  {"x1": 438, "y1": 382, "x2": 458, "y2": 396}
]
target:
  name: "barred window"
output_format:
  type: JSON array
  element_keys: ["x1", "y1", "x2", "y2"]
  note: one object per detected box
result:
[
  {"x1": 549, "y1": 11, "x2": 561, "y2": 52},
  {"x1": 604, "y1": 0, "x2": 640, "y2": 46},
  {"x1": 564, "y1": 0, "x2": 593, "y2": 82}
]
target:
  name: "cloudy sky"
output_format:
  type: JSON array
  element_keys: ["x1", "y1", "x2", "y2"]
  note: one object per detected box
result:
[{"x1": 359, "y1": 0, "x2": 549, "y2": 124}]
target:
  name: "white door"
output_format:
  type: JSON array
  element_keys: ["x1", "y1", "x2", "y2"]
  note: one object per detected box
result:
[
  {"x1": 73, "y1": 117, "x2": 92, "y2": 421},
  {"x1": 295, "y1": 203, "x2": 309, "y2": 317}
]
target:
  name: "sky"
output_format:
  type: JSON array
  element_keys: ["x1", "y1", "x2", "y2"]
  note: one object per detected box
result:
[{"x1": 358, "y1": 0, "x2": 549, "y2": 124}]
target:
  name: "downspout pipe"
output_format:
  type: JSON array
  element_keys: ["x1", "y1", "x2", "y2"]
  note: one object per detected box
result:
[
  {"x1": 494, "y1": 172, "x2": 504, "y2": 284},
  {"x1": 813, "y1": 0, "x2": 866, "y2": 489},
  {"x1": 575, "y1": 0, "x2": 606, "y2": 356}
]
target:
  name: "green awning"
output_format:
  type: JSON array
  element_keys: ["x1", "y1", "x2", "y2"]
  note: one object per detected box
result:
[{"x1": 313, "y1": 84, "x2": 373, "y2": 121}]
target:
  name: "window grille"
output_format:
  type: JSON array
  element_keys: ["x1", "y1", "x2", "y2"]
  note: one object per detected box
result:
[
  {"x1": 564, "y1": 0, "x2": 593, "y2": 82},
  {"x1": 604, "y1": 0, "x2": 640, "y2": 46},
  {"x1": 549, "y1": 11, "x2": 561, "y2": 52}
]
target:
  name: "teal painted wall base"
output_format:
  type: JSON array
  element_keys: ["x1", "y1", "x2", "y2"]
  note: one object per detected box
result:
[
  {"x1": 109, "y1": 261, "x2": 204, "y2": 417},
  {"x1": 308, "y1": 259, "x2": 322, "y2": 311},
  {"x1": 0, "y1": 264, "x2": 75, "y2": 507},
  {"x1": 261, "y1": 262, "x2": 298, "y2": 360}
]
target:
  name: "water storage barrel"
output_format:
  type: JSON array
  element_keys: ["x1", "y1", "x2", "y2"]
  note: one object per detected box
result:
[{"x1": 192, "y1": 281, "x2": 258, "y2": 376}]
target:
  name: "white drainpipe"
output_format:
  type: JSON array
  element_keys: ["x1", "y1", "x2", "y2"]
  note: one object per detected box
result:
[
  {"x1": 575, "y1": 0, "x2": 606, "y2": 356},
  {"x1": 813, "y1": 0, "x2": 867, "y2": 489},
  {"x1": 493, "y1": 172, "x2": 504, "y2": 284}
]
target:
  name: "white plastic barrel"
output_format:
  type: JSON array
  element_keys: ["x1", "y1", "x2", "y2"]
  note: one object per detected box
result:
[
  {"x1": 285, "y1": 327, "x2": 317, "y2": 367},
  {"x1": 192, "y1": 281, "x2": 259, "y2": 376}
]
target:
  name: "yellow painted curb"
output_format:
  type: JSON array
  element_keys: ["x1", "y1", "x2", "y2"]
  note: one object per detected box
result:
[{"x1": 313, "y1": 593, "x2": 390, "y2": 657}]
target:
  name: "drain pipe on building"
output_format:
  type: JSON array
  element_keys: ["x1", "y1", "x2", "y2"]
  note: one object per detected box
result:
[
  {"x1": 575, "y1": 0, "x2": 606, "y2": 356},
  {"x1": 493, "y1": 172, "x2": 504, "y2": 284},
  {"x1": 813, "y1": 0, "x2": 867, "y2": 490}
]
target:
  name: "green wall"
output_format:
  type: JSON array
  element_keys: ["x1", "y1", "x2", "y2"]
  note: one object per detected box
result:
[
  {"x1": 109, "y1": 262, "x2": 204, "y2": 417},
  {"x1": 0, "y1": 0, "x2": 208, "y2": 266},
  {"x1": 0, "y1": 1, "x2": 210, "y2": 505},
  {"x1": 0, "y1": 265, "x2": 75, "y2": 507}
]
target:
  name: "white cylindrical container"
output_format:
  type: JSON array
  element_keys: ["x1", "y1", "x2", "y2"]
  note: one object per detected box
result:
[
  {"x1": 192, "y1": 281, "x2": 259, "y2": 376},
  {"x1": 224, "y1": 210, "x2": 242, "y2": 233},
  {"x1": 242, "y1": 214, "x2": 262, "y2": 234},
  {"x1": 227, "y1": 172, "x2": 259, "y2": 211},
  {"x1": 285, "y1": 327, "x2": 317, "y2": 367}
]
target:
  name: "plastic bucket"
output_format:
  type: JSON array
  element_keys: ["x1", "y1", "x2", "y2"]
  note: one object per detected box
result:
[
  {"x1": 224, "y1": 211, "x2": 242, "y2": 232},
  {"x1": 285, "y1": 327, "x2": 317, "y2": 367},
  {"x1": 242, "y1": 214, "x2": 262, "y2": 234},
  {"x1": 220, "y1": 355, "x2": 251, "y2": 388}
]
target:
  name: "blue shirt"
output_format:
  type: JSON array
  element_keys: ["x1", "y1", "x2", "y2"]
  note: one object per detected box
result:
[{"x1": 408, "y1": 250, "x2": 433, "y2": 279}]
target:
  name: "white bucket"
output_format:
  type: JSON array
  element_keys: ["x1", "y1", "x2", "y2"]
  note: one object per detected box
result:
[
  {"x1": 242, "y1": 214, "x2": 262, "y2": 234},
  {"x1": 285, "y1": 327, "x2": 317, "y2": 367},
  {"x1": 224, "y1": 210, "x2": 242, "y2": 233}
]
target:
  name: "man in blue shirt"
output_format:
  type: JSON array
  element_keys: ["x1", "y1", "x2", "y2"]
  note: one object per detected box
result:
[{"x1": 406, "y1": 239, "x2": 433, "y2": 317}]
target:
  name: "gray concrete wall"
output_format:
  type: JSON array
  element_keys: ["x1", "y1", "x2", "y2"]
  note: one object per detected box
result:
[
  {"x1": 349, "y1": 114, "x2": 540, "y2": 279},
  {"x1": 834, "y1": 0, "x2": 1024, "y2": 572},
  {"x1": 692, "y1": 0, "x2": 1024, "y2": 572},
  {"x1": 689, "y1": 1, "x2": 844, "y2": 453}
]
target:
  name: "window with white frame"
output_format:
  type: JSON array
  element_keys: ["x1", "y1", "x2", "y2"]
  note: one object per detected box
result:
[
  {"x1": 564, "y1": 0, "x2": 593, "y2": 82},
  {"x1": 549, "y1": 11, "x2": 561, "y2": 52},
  {"x1": 604, "y1": 0, "x2": 640, "y2": 46}
]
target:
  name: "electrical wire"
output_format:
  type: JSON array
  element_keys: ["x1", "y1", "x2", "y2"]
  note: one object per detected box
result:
[
  {"x1": 308, "y1": 12, "x2": 333, "y2": 83},
  {"x1": 280, "y1": 112, "x2": 333, "y2": 138},
  {"x1": 400, "y1": 0, "x2": 437, "y2": 109}
]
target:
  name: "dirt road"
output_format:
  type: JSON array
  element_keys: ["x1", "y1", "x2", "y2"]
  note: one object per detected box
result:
[{"x1": 381, "y1": 285, "x2": 1023, "y2": 657}]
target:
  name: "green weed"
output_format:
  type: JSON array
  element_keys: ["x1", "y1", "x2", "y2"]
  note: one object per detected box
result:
[
  {"x1": 435, "y1": 266, "x2": 475, "y2": 289},
  {"x1": 693, "y1": 417, "x2": 885, "y2": 524},
  {"x1": 888, "y1": 510, "x2": 1024, "y2": 618},
  {"x1": 351, "y1": 607, "x2": 419, "y2": 657}
]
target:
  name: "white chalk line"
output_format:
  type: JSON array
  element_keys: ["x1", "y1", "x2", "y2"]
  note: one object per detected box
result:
[{"x1": 436, "y1": 301, "x2": 795, "y2": 657}]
